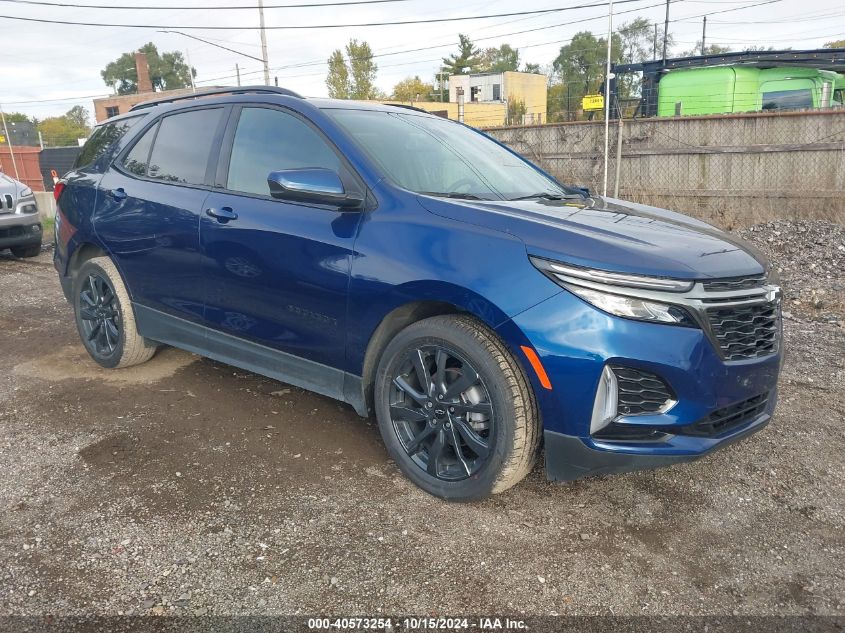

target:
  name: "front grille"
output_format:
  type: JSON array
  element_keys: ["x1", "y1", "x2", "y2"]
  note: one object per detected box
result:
[
  {"x1": 681, "y1": 393, "x2": 769, "y2": 437},
  {"x1": 611, "y1": 366, "x2": 674, "y2": 415},
  {"x1": 0, "y1": 226, "x2": 28, "y2": 239},
  {"x1": 702, "y1": 275, "x2": 766, "y2": 292},
  {"x1": 706, "y1": 301, "x2": 779, "y2": 360}
]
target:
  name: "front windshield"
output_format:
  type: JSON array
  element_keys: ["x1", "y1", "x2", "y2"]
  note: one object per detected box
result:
[{"x1": 326, "y1": 108, "x2": 577, "y2": 201}]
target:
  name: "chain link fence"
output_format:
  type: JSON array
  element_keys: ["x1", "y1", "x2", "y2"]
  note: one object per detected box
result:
[{"x1": 484, "y1": 109, "x2": 845, "y2": 229}]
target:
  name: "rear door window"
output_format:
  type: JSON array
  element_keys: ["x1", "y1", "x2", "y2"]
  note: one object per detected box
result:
[
  {"x1": 146, "y1": 108, "x2": 224, "y2": 185},
  {"x1": 121, "y1": 122, "x2": 158, "y2": 177},
  {"x1": 74, "y1": 115, "x2": 143, "y2": 169},
  {"x1": 226, "y1": 107, "x2": 340, "y2": 197}
]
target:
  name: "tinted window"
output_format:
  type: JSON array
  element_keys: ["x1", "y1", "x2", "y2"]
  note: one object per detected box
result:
[
  {"x1": 74, "y1": 115, "x2": 143, "y2": 169},
  {"x1": 227, "y1": 107, "x2": 340, "y2": 196},
  {"x1": 121, "y1": 123, "x2": 157, "y2": 177},
  {"x1": 147, "y1": 108, "x2": 223, "y2": 185},
  {"x1": 761, "y1": 89, "x2": 813, "y2": 111}
]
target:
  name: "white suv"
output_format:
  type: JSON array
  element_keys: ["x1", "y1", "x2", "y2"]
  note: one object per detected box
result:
[{"x1": 0, "y1": 173, "x2": 42, "y2": 258}]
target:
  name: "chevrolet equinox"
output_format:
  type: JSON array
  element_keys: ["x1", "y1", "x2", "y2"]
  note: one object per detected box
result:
[{"x1": 54, "y1": 87, "x2": 783, "y2": 500}]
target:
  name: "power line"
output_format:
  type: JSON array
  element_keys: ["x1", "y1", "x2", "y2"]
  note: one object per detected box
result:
[
  {"x1": 0, "y1": 0, "x2": 661, "y2": 30},
  {"x1": 194, "y1": 0, "x2": 680, "y2": 84},
  {"x1": 0, "y1": 0, "x2": 415, "y2": 8},
  {"x1": 198, "y1": 0, "x2": 780, "y2": 85}
]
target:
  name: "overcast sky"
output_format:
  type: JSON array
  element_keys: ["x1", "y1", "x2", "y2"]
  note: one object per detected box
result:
[{"x1": 1, "y1": 0, "x2": 843, "y2": 122}]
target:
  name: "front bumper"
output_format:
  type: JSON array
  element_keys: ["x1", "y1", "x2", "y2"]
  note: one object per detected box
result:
[
  {"x1": 496, "y1": 289, "x2": 783, "y2": 481},
  {"x1": 0, "y1": 212, "x2": 42, "y2": 250}
]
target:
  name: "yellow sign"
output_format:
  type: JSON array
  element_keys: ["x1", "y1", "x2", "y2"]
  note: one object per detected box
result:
[
  {"x1": 582, "y1": 94, "x2": 604, "y2": 111},
  {"x1": 0, "y1": 135, "x2": 5, "y2": 143}
]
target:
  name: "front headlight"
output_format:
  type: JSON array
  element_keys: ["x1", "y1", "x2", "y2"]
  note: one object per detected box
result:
[
  {"x1": 564, "y1": 285, "x2": 696, "y2": 326},
  {"x1": 20, "y1": 186, "x2": 32, "y2": 198},
  {"x1": 531, "y1": 256, "x2": 698, "y2": 327}
]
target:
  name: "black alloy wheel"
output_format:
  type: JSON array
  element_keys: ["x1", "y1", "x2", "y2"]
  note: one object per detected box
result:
[
  {"x1": 389, "y1": 345, "x2": 495, "y2": 481},
  {"x1": 78, "y1": 272, "x2": 121, "y2": 358}
]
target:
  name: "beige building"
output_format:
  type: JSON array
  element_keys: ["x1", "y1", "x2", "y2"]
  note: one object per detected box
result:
[
  {"x1": 93, "y1": 52, "x2": 197, "y2": 122},
  {"x1": 380, "y1": 100, "x2": 507, "y2": 128},
  {"x1": 448, "y1": 71, "x2": 547, "y2": 125}
]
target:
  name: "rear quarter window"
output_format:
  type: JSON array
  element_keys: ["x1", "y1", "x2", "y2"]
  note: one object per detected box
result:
[{"x1": 73, "y1": 115, "x2": 144, "y2": 170}]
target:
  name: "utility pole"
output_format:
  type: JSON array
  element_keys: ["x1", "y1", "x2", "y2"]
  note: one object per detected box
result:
[
  {"x1": 653, "y1": 23, "x2": 658, "y2": 60},
  {"x1": 236, "y1": 63, "x2": 241, "y2": 87},
  {"x1": 602, "y1": 0, "x2": 614, "y2": 197},
  {"x1": 613, "y1": 108, "x2": 623, "y2": 198},
  {"x1": 0, "y1": 104, "x2": 20, "y2": 180},
  {"x1": 258, "y1": 0, "x2": 270, "y2": 86},
  {"x1": 185, "y1": 49, "x2": 196, "y2": 93},
  {"x1": 662, "y1": 0, "x2": 670, "y2": 64},
  {"x1": 701, "y1": 16, "x2": 707, "y2": 55}
]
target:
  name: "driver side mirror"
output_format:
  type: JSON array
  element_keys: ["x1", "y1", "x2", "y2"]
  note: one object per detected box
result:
[{"x1": 267, "y1": 168, "x2": 363, "y2": 209}]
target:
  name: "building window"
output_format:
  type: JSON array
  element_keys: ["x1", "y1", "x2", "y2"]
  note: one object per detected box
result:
[
  {"x1": 105, "y1": 106, "x2": 120, "y2": 118},
  {"x1": 470, "y1": 86, "x2": 481, "y2": 102},
  {"x1": 493, "y1": 84, "x2": 501, "y2": 101}
]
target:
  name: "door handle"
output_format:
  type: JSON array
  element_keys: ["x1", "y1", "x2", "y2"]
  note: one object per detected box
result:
[
  {"x1": 112, "y1": 188, "x2": 127, "y2": 200},
  {"x1": 206, "y1": 206, "x2": 238, "y2": 222}
]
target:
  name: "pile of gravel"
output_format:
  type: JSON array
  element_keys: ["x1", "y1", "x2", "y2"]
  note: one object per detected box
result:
[{"x1": 736, "y1": 220, "x2": 845, "y2": 325}]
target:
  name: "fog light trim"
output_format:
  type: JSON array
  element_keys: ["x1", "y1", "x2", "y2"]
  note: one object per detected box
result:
[{"x1": 590, "y1": 365, "x2": 618, "y2": 435}]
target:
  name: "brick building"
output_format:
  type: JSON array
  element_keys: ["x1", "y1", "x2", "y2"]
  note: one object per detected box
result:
[{"x1": 92, "y1": 52, "x2": 197, "y2": 122}]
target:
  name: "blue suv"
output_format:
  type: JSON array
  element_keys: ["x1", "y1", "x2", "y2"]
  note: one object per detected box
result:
[{"x1": 54, "y1": 87, "x2": 783, "y2": 500}]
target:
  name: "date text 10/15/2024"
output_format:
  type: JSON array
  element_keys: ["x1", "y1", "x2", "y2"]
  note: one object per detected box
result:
[{"x1": 307, "y1": 617, "x2": 528, "y2": 630}]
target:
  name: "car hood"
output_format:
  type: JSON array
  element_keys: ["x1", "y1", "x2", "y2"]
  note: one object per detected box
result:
[
  {"x1": 418, "y1": 194, "x2": 769, "y2": 280},
  {"x1": 0, "y1": 175, "x2": 20, "y2": 200}
]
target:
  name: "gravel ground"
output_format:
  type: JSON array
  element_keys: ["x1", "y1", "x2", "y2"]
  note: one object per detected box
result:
[{"x1": 0, "y1": 223, "x2": 843, "y2": 619}]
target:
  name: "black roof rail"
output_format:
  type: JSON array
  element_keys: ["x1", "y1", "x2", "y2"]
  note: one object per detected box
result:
[
  {"x1": 129, "y1": 85, "x2": 303, "y2": 112},
  {"x1": 382, "y1": 103, "x2": 432, "y2": 114}
]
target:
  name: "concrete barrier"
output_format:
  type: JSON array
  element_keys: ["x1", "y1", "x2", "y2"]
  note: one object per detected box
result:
[{"x1": 35, "y1": 192, "x2": 56, "y2": 220}]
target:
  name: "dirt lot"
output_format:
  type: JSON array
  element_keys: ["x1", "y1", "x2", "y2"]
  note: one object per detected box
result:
[{"x1": 0, "y1": 224, "x2": 843, "y2": 619}]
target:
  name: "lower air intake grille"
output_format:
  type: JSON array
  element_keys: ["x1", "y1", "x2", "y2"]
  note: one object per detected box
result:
[
  {"x1": 706, "y1": 301, "x2": 779, "y2": 360},
  {"x1": 681, "y1": 393, "x2": 769, "y2": 437},
  {"x1": 610, "y1": 366, "x2": 674, "y2": 415}
]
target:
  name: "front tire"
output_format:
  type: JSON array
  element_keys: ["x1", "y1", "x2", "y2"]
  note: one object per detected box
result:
[
  {"x1": 11, "y1": 244, "x2": 41, "y2": 258},
  {"x1": 72, "y1": 256, "x2": 157, "y2": 369},
  {"x1": 374, "y1": 315, "x2": 539, "y2": 501}
]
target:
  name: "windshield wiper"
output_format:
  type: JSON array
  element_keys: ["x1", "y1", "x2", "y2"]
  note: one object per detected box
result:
[
  {"x1": 420, "y1": 191, "x2": 487, "y2": 200},
  {"x1": 508, "y1": 192, "x2": 584, "y2": 201}
]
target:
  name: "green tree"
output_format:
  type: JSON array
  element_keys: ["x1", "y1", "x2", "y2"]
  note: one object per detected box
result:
[
  {"x1": 552, "y1": 31, "x2": 622, "y2": 118},
  {"x1": 824, "y1": 39, "x2": 845, "y2": 48},
  {"x1": 478, "y1": 44, "x2": 520, "y2": 72},
  {"x1": 325, "y1": 40, "x2": 379, "y2": 100},
  {"x1": 65, "y1": 105, "x2": 91, "y2": 129},
  {"x1": 392, "y1": 76, "x2": 434, "y2": 101},
  {"x1": 523, "y1": 62, "x2": 542, "y2": 74},
  {"x1": 346, "y1": 39, "x2": 379, "y2": 99},
  {"x1": 546, "y1": 82, "x2": 573, "y2": 122},
  {"x1": 616, "y1": 18, "x2": 673, "y2": 98},
  {"x1": 506, "y1": 96, "x2": 526, "y2": 125},
  {"x1": 441, "y1": 34, "x2": 481, "y2": 76},
  {"x1": 2, "y1": 112, "x2": 34, "y2": 124},
  {"x1": 326, "y1": 49, "x2": 350, "y2": 99},
  {"x1": 37, "y1": 107, "x2": 91, "y2": 147},
  {"x1": 101, "y1": 43, "x2": 195, "y2": 95},
  {"x1": 681, "y1": 42, "x2": 732, "y2": 57}
]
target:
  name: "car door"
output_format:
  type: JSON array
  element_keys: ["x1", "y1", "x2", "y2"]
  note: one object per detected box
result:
[
  {"x1": 200, "y1": 105, "x2": 364, "y2": 395},
  {"x1": 95, "y1": 106, "x2": 227, "y2": 324}
]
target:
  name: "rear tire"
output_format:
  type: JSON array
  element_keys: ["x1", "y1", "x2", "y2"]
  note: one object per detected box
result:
[
  {"x1": 374, "y1": 314, "x2": 539, "y2": 501},
  {"x1": 72, "y1": 256, "x2": 157, "y2": 369},
  {"x1": 11, "y1": 244, "x2": 41, "y2": 258}
]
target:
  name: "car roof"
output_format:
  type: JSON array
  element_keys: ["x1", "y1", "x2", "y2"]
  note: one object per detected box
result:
[{"x1": 92, "y1": 89, "x2": 442, "y2": 131}]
